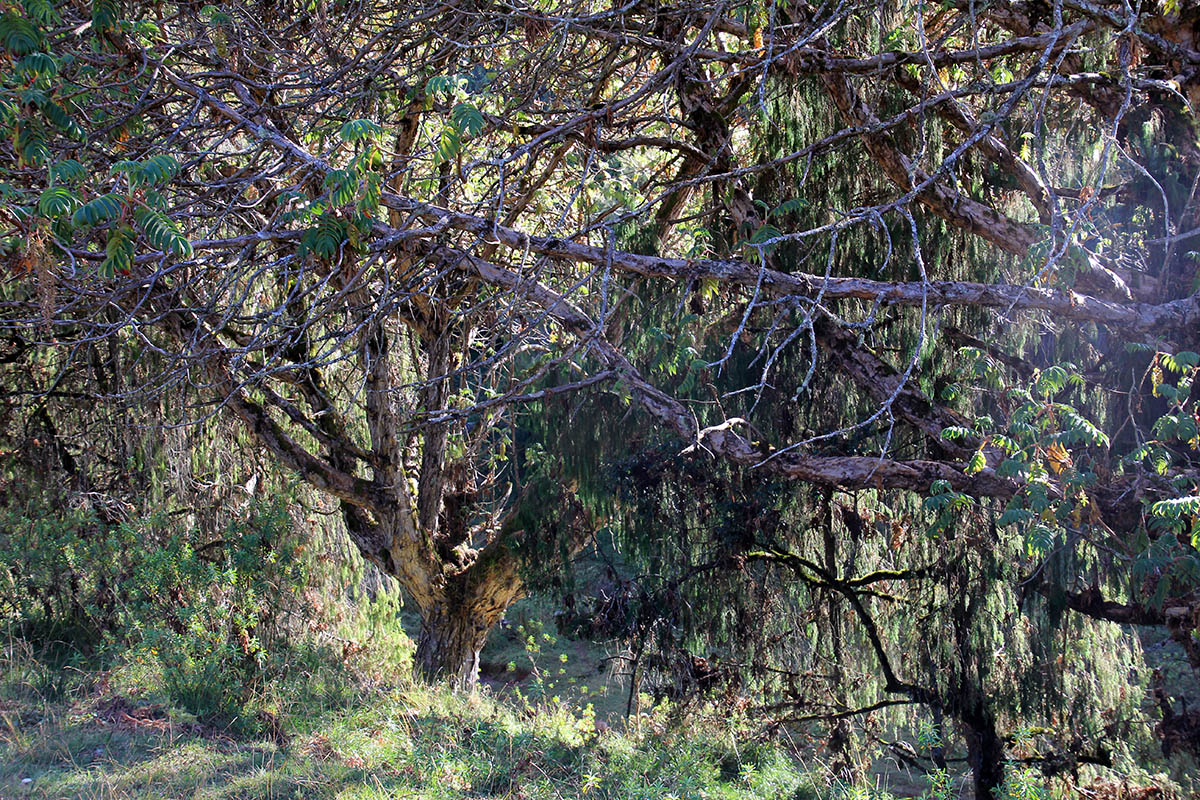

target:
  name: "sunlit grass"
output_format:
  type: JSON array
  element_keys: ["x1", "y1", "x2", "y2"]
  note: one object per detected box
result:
[{"x1": 0, "y1": 630, "x2": 827, "y2": 800}]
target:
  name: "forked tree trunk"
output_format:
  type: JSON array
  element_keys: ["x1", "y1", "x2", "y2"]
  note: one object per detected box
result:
[{"x1": 406, "y1": 541, "x2": 526, "y2": 689}]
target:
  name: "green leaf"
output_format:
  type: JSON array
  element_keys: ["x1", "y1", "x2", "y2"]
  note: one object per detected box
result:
[
  {"x1": 769, "y1": 198, "x2": 808, "y2": 217},
  {"x1": 112, "y1": 156, "x2": 180, "y2": 189},
  {"x1": 298, "y1": 214, "x2": 348, "y2": 260},
  {"x1": 22, "y1": 0, "x2": 57, "y2": 26},
  {"x1": 92, "y1": 0, "x2": 121, "y2": 33},
  {"x1": 996, "y1": 458, "x2": 1027, "y2": 480},
  {"x1": 997, "y1": 506, "x2": 1032, "y2": 527},
  {"x1": 139, "y1": 154, "x2": 180, "y2": 186},
  {"x1": 199, "y1": 5, "x2": 231, "y2": 25},
  {"x1": 356, "y1": 171, "x2": 381, "y2": 215},
  {"x1": 743, "y1": 224, "x2": 783, "y2": 263},
  {"x1": 101, "y1": 224, "x2": 135, "y2": 278},
  {"x1": 324, "y1": 169, "x2": 357, "y2": 206},
  {"x1": 1123, "y1": 442, "x2": 1153, "y2": 466},
  {"x1": 1150, "y1": 496, "x2": 1200, "y2": 519},
  {"x1": 1058, "y1": 406, "x2": 1110, "y2": 447},
  {"x1": 133, "y1": 206, "x2": 192, "y2": 258},
  {"x1": 37, "y1": 98, "x2": 85, "y2": 141},
  {"x1": 450, "y1": 102, "x2": 485, "y2": 136},
  {"x1": 1034, "y1": 365, "x2": 1069, "y2": 398},
  {"x1": 748, "y1": 223, "x2": 783, "y2": 246},
  {"x1": 72, "y1": 193, "x2": 125, "y2": 226},
  {"x1": 992, "y1": 435, "x2": 1020, "y2": 454},
  {"x1": 1155, "y1": 383, "x2": 1180, "y2": 402},
  {"x1": 37, "y1": 186, "x2": 80, "y2": 218},
  {"x1": 424, "y1": 74, "x2": 455, "y2": 96},
  {"x1": 339, "y1": 118, "x2": 383, "y2": 143},
  {"x1": 1024, "y1": 525, "x2": 1054, "y2": 557},
  {"x1": 1176, "y1": 416, "x2": 1198, "y2": 443},
  {"x1": 1163, "y1": 351, "x2": 1200, "y2": 373},
  {"x1": 966, "y1": 449, "x2": 986, "y2": 474},
  {"x1": 1155, "y1": 414, "x2": 1180, "y2": 439},
  {"x1": 15, "y1": 121, "x2": 50, "y2": 166},
  {"x1": 0, "y1": 11, "x2": 41, "y2": 55},
  {"x1": 17, "y1": 51, "x2": 56, "y2": 79},
  {"x1": 434, "y1": 126, "x2": 461, "y2": 164}
]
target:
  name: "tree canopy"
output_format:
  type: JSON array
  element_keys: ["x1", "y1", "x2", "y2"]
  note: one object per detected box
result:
[{"x1": 2, "y1": 1, "x2": 1200, "y2": 796}]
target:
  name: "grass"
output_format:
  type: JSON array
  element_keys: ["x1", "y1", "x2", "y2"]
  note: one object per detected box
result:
[
  {"x1": 4, "y1": 587, "x2": 1186, "y2": 800},
  {"x1": 4, "y1": 619, "x2": 1184, "y2": 800},
  {"x1": 1, "y1": 501, "x2": 1190, "y2": 800},
  {"x1": 10, "y1": 562, "x2": 1177, "y2": 800},
  {"x1": 0, "y1": 676, "x2": 821, "y2": 799},
  {"x1": 474, "y1": 595, "x2": 633, "y2": 724},
  {"x1": 0, "y1": 626, "x2": 825, "y2": 800},
  {"x1": 0, "y1": 505, "x2": 830, "y2": 799}
]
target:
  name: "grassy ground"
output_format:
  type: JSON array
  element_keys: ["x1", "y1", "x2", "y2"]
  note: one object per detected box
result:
[
  {"x1": 473, "y1": 596, "x2": 633, "y2": 725},
  {"x1": 0, "y1": 525, "x2": 838, "y2": 800},
  {"x1": 5, "y1": 594, "x2": 1189, "y2": 800},
  {"x1": 0, "y1": 589, "x2": 827, "y2": 800},
  {"x1": 0, "y1": 499, "x2": 1188, "y2": 799},
  {"x1": 4, "y1": 627, "x2": 1184, "y2": 800},
  {"x1": 0, "y1": 658, "x2": 820, "y2": 800},
  {"x1": 7, "y1": 581, "x2": 1182, "y2": 800}
]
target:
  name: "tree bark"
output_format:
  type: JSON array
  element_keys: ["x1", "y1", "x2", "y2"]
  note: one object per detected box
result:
[
  {"x1": 414, "y1": 602, "x2": 491, "y2": 689},
  {"x1": 405, "y1": 534, "x2": 527, "y2": 688},
  {"x1": 963, "y1": 705, "x2": 1007, "y2": 800}
]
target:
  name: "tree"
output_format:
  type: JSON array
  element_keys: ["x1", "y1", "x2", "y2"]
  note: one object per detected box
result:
[{"x1": 2, "y1": 0, "x2": 1198, "y2": 747}]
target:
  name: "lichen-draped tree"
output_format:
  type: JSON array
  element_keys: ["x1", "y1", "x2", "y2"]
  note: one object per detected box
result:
[{"x1": 2, "y1": 0, "x2": 1200, "y2": 766}]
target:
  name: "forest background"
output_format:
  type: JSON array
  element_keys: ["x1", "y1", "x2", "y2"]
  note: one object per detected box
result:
[{"x1": 1, "y1": 0, "x2": 1200, "y2": 798}]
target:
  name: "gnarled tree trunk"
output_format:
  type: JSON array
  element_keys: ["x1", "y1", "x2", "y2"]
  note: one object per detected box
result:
[
  {"x1": 414, "y1": 603, "x2": 490, "y2": 688},
  {"x1": 402, "y1": 535, "x2": 526, "y2": 688}
]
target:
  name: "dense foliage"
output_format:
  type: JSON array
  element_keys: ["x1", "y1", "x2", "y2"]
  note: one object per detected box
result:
[{"x1": 2, "y1": 0, "x2": 1200, "y2": 797}]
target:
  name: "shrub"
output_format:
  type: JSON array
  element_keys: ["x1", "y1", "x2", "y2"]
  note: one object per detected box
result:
[
  {"x1": 125, "y1": 499, "x2": 310, "y2": 722},
  {"x1": 0, "y1": 494, "x2": 316, "y2": 724}
]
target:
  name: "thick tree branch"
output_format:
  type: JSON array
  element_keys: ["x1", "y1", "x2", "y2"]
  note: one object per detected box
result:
[
  {"x1": 162, "y1": 72, "x2": 1200, "y2": 338},
  {"x1": 820, "y1": 72, "x2": 1038, "y2": 255}
]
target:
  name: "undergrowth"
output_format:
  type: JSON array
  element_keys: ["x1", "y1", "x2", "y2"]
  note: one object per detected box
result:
[
  {"x1": 0, "y1": 629, "x2": 822, "y2": 800},
  {"x1": 1, "y1": 496, "x2": 1179, "y2": 799},
  {"x1": 0, "y1": 494, "x2": 824, "y2": 799}
]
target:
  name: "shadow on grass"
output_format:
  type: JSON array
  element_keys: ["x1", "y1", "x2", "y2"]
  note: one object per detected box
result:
[
  {"x1": 2, "y1": 713, "x2": 591, "y2": 799},
  {"x1": 1, "y1": 646, "x2": 820, "y2": 800},
  {"x1": 1, "y1": 717, "x2": 414, "y2": 800}
]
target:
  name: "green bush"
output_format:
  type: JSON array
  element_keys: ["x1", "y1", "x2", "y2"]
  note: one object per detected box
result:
[
  {"x1": 0, "y1": 503, "x2": 125, "y2": 643},
  {"x1": 0, "y1": 495, "x2": 315, "y2": 723},
  {"x1": 127, "y1": 500, "x2": 310, "y2": 722}
]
